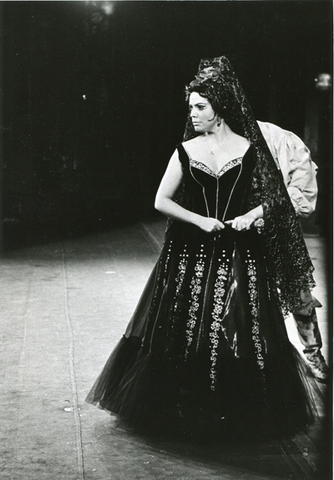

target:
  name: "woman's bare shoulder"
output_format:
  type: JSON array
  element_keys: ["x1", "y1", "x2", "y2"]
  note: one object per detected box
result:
[{"x1": 234, "y1": 133, "x2": 250, "y2": 147}]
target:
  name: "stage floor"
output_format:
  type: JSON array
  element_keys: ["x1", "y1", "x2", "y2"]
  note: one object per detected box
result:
[{"x1": 0, "y1": 218, "x2": 331, "y2": 480}]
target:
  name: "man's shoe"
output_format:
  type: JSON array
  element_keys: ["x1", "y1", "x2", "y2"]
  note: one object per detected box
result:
[{"x1": 305, "y1": 351, "x2": 329, "y2": 382}]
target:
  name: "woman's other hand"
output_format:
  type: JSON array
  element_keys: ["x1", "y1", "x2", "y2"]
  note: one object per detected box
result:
[
  {"x1": 225, "y1": 213, "x2": 256, "y2": 231},
  {"x1": 197, "y1": 217, "x2": 225, "y2": 233},
  {"x1": 225, "y1": 205, "x2": 264, "y2": 231}
]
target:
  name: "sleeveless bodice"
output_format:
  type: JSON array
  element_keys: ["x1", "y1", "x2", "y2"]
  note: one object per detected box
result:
[{"x1": 177, "y1": 144, "x2": 256, "y2": 221}]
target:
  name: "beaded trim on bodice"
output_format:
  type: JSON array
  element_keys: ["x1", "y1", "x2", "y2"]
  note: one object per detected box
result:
[{"x1": 190, "y1": 157, "x2": 242, "y2": 178}]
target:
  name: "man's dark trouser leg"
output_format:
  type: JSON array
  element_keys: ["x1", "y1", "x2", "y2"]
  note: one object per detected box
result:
[{"x1": 293, "y1": 308, "x2": 328, "y2": 382}]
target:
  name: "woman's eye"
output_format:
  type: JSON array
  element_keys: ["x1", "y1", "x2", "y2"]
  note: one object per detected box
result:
[{"x1": 189, "y1": 104, "x2": 206, "y2": 112}]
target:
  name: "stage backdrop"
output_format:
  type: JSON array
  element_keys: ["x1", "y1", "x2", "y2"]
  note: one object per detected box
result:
[{"x1": 1, "y1": 1, "x2": 332, "y2": 250}]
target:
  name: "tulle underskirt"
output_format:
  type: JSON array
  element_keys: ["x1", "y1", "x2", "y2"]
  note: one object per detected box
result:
[{"x1": 86, "y1": 335, "x2": 318, "y2": 442}]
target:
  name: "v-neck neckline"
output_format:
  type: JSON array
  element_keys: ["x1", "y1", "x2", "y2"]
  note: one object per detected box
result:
[{"x1": 188, "y1": 145, "x2": 251, "y2": 178}]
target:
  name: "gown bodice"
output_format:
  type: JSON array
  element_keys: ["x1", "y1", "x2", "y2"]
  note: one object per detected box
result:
[{"x1": 177, "y1": 143, "x2": 256, "y2": 221}]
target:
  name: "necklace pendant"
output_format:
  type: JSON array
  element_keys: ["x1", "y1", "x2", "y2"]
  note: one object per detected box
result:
[{"x1": 210, "y1": 150, "x2": 214, "y2": 155}]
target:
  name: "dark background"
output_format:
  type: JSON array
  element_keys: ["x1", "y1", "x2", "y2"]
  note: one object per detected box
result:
[{"x1": 1, "y1": 1, "x2": 332, "y2": 251}]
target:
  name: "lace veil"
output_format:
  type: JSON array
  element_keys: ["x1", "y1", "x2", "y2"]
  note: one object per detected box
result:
[{"x1": 183, "y1": 56, "x2": 315, "y2": 314}]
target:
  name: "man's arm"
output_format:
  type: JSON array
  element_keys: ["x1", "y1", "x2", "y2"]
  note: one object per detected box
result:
[{"x1": 258, "y1": 121, "x2": 318, "y2": 218}]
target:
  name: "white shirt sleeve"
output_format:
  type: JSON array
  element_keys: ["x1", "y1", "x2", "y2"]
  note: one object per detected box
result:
[{"x1": 257, "y1": 121, "x2": 318, "y2": 218}]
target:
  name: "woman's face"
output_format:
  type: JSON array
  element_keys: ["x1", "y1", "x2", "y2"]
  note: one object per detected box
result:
[{"x1": 189, "y1": 92, "x2": 218, "y2": 133}]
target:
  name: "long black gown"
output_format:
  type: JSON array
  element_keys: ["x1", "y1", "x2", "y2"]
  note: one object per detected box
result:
[{"x1": 86, "y1": 144, "x2": 316, "y2": 441}]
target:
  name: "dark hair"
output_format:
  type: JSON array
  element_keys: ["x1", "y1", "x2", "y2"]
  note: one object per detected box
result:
[{"x1": 185, "y1": 79, "x2": 243, "y2": 135}]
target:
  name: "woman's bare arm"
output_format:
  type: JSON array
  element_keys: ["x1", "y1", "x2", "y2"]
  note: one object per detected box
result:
[{"x1": 155, "y1": 150, "x2": 225, "y2": 233}]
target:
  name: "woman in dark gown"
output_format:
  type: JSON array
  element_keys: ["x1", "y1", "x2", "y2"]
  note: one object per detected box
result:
[{"x1": 86, "y1": 56, "x2": 318, "y2": 441}]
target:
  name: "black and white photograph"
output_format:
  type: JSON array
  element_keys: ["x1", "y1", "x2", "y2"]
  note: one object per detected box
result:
[{"x1": 0, "y1": 1, "x2": 332, "y2": 479}]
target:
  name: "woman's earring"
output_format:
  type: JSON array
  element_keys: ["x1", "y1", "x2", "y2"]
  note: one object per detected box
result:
[{"x1": 217, "y1": 117, "x2": 221, "y2": 127}]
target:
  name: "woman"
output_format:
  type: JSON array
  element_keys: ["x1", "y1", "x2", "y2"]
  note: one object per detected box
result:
[{"x1": 86, "y1": 56, "x2": 318, "y2": 441}]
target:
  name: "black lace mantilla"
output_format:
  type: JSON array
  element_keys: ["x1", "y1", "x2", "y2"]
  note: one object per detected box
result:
[{"x1": 182, "y1": 56, "x2": 315, "y2": 315}]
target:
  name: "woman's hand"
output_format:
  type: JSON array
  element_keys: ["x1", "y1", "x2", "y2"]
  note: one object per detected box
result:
[
  {"x1": 225, "y1": 205, "x2": 264, "y2": 231},
  {"x1": 196, "y1": 217, "x2": 225, "y2": 233},
  {"x1": 225, "y1": 213, "x2": 255, "y2": 231}
]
